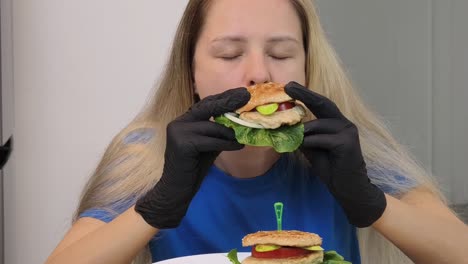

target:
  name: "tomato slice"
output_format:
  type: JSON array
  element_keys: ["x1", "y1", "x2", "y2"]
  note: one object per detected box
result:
[
  {"x1": 277, "y1": 102, "x2": 295, "y2": 111},
  {"x1": 251, "y1": 246, "x2": 311, "y2": 259}
]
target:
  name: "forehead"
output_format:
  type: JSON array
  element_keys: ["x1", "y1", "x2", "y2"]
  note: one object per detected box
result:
[{"x1": 201, "y1": 0, "x2": 302, "y2": 40}]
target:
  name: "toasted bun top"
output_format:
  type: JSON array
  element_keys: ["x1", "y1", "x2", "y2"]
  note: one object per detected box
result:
[
  {"x1": 242, "y1": 230, "x2": 322, "y2": 247},
  {"x1": 236, "y1": 82, "x2": 293, "y2": 113}
]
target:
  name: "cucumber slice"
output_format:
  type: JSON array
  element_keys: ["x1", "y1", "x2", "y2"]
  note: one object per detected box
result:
[
  {"x1": 255, "y1": 244, "x2": 281, "y2": 252},
  {"x1": 304, "y1": 246, "x2": 324, "y2": 251},
  {"x1": 256, "y1": 103, "x2": 279, "y2": 115}
]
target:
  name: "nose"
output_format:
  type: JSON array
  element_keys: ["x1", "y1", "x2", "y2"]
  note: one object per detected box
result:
[{"x1": 244, "y1": 54, "x2": 271, "y2": 86}]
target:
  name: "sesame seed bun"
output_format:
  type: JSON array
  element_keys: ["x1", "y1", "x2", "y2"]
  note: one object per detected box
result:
[{"x1": 242, "y1": 230, "x2": 322, "y2": 247}]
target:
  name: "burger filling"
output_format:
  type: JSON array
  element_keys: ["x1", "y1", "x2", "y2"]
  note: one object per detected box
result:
[
  {"x1": 240, "y1": 105, "x2": 305, "y2": 129},
  {"x1": 251, "y1": 244, "x2": 323, "y2": 259}
]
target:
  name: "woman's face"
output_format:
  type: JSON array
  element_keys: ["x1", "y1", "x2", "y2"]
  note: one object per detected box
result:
[{"x1": 193, "y1": 0, "x2": 306, "y2": 99}]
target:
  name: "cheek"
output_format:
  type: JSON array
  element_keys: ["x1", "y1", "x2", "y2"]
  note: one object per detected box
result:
[
  {"x1": 270, "y1": 59, "x2": 306, "y2": 85},
  {"x1": 193, "y1": 59, "x2": 244, "y2": 100}
]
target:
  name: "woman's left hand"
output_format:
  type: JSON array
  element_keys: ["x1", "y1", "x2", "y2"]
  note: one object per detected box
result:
[{"x1": 285, "y1": 81, "x2": 386, "y2": 227}]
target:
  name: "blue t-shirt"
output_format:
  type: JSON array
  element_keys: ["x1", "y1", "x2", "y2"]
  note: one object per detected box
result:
[{"x1": 80, "y1": 153, "x2": 361, "y2": 263}]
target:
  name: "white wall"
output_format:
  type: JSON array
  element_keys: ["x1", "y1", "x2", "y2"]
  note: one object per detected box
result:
[{"x1": 4, "y1": 1, "x2": 187, "y2": 263}]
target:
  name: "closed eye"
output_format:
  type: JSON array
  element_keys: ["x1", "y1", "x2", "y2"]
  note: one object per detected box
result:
[
  {"x1": 219, "y1": 55, "x2": 242, "y2": 61},
  {"x1": 269, "y1": 55, "x2": 292, "y2": 60}
]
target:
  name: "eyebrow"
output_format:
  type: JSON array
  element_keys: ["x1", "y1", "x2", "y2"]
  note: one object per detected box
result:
[
  {"x1": 266, "y1": 36, "x2": 300, "y2": 45},
  {"x1": 211, "y1": 35, "x2": 300, "y2": 44},
  {"x1": 211, "y1": 36, "x2": 247, "y2": 44}
]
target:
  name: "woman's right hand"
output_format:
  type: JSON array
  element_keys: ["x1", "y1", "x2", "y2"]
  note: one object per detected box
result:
[{"x1": 135, "y1": 88, "x2": 250, "y2": 229}]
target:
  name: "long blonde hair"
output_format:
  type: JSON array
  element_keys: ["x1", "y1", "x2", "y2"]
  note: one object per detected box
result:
[{"x1": 74, "y1": 0, "x2": 443, "y2": 263}]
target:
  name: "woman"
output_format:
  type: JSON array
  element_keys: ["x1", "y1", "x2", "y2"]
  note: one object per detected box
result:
[{"x1": 46, "y1": 0, "x2": 467, "y2": 263}]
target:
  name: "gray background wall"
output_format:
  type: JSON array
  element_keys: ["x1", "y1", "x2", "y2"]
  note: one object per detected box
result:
[
  {"x1": 1, "y1": 0, "x2": 467, "y2": 263},
  {"x1": 316, "y1": 0, "x2": 468, "y2": 204},
  {"x1": 1, "y1": 0, "x2": 14, "y2": 263}
]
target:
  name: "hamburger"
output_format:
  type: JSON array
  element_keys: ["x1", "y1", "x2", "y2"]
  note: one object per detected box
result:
[
  {"x1": 227, "y1": 230, "x2": 351, "y2": 264},
  {"x1": 215, "y1": 82, "x2": 306, "y2": 153},
  {"x1": 241, "y1": 230, "x2": 324, "y2": 264}
]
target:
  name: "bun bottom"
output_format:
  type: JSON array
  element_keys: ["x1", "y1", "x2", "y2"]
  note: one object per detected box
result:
[{"x1": 242, "y1": 251, "x2": 323, "y2": 264}]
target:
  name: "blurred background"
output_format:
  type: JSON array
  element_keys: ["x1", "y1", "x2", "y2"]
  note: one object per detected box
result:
[{"x1": 1, "y1": 0, "x2": 467, "y2": 263}]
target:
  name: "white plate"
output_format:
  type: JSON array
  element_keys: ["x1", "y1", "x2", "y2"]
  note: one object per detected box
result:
[{"x1": 154, "y1": 252, "x2": 250, "y2": 263}]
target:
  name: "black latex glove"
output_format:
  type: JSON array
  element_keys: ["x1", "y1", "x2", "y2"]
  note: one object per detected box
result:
[
  {"x1": 0, "y1": 136, "x2": 12, "y2": 170},
  {"x1": 135, "y1": 88, "x2": 250, "y2": 229},
  {"x1": 285, "y1": 82, "x2": 386, "y2": 227}
]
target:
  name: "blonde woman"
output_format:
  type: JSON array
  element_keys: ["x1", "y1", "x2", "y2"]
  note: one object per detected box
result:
[{"x1": 46, "y1": 0, "x2": 467, "y2": 263}]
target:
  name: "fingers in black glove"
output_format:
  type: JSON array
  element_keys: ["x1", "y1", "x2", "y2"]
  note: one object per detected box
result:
[
  {"x1": 166, "y1": 121, "x2": 244, "y2": 154},
  {"x1": 285, "y1": 81, "x2": 345, "y2": 119},
  {"x1": 302, "y1": 119, "x2": 357, "y2": 149}
]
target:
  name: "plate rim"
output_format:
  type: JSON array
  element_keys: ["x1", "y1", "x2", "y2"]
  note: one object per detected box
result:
[{"x1": 154, "y1": 252, "x2": 250, "y2": 263}]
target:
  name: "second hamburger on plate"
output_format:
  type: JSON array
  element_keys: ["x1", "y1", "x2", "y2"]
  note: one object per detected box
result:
[
  {"x1": 228, "y1": 230, "x2": 351, "y2": 264},
  {"x1": 242, "y1": 230, "x2": 324, "y2": 264}
]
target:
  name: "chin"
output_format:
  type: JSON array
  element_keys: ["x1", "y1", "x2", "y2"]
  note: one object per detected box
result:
[
  {"x1": 229, "y1": 146, "x2": 279, "y2": 158},
  {"x1": 241, "y1": 145, "x2": 274, "y2": 152}
]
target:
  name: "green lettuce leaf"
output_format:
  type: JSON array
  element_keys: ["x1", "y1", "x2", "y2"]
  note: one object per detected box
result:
[
  {"x1": 322, "y1": 250, "x2": 352, "y2": 264},
  {"x1": 227, "y1": 249, "x2": 241, "y2": 264},
  {"x1": 215, "y1": 115, "x2": 304, "y2": 153}
]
